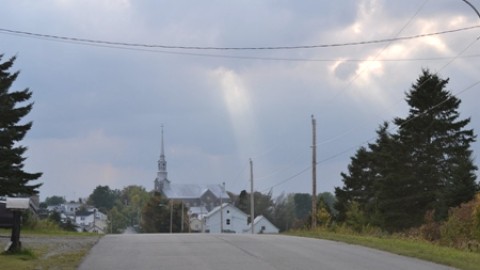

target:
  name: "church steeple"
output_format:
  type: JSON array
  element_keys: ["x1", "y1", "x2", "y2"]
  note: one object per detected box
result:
[{"x1": 154, "y1": 125, "x2": 169, "y2": 191}]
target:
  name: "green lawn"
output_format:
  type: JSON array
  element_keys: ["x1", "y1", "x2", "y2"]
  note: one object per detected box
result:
[
  {"x1": 287, "y1": 229, "x2": 480, "y2": 270},
  {"x1": 0, "y1": 229, "x2": 100, "y2": 270}
]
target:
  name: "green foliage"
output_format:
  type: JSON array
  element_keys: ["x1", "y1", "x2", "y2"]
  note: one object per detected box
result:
[
  {"x1": 0, "y1": 54, "x2": 42, "y2": 196},
  {"x1": 87, "y1": 185, "x2": 119, "y2": 212},
  {"x1": 44, "y1": 195, "x2": 66, "y2": 206},
  {"x1": 61, "y1": 219, "x2": 77, "y2": 232},
  {"x1": 419, "y1": 210, "x2": 441, "y2": 242},
  {"x1": 234, "y1": 190, "x2": 274, "y2": 221},
  {"x1": 439, "y1": 193, "x2": 480, "y2": 251},
  {"x1": 270, "y1": 193, "x2": 295, "y2": 231},
  {"x1": 23, "y1": 219, "x2": 61, "y2": 233},
  {"x1": 345, "y1": 201, "x2": 367, "y2": 232},
  {"x1": 287, "y1": 228, "x2": 480, "y2": 270},
  {"x1": 335, "y1": 69, "x2": 478, "y2": 232},
  {"x1": 108, "y1": 206, "x2": 129, "y2": 233},
  {"x1": 140, "y1": 192, "x2": 186, "y2": 233},
  {"x1": 47, "y1": 211, "x2": 61, "y2": 224},
  {"x1": 2, "y1": 247, "x2": 36, "y2": 258},
  {"x1": 293, "y1": 193, "x2": 311, "y2": 221},
  {"x1": 318, "y1": 192, "x2": 337, "y2": 217},
  {"x1": 118, "y1": 185, "x2": 150, "y2": 228},
  {"x1": 316, "y1": 202, "x2": 331, "y2": 227}
]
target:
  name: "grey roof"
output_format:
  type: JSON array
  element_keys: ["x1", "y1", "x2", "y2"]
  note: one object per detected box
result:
[
  {"x1": 188, "y1": 206, "x2": 208, "y2": 216},
  {"x1": 162, "y1": 183, "x2": 230, "y2": 200},
  {"x1": 204, "y1": 203, "x2": 231, "y2": 218}
]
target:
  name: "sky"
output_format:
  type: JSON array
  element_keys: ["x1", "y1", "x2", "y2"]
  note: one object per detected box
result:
[{"x1": 1, "y1": 0, "x2": 480, "y2": 202}]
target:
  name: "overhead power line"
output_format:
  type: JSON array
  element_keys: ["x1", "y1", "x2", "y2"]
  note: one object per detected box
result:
[{"x1": 0, "y1": 25, "x2": 479, "y2": 51}]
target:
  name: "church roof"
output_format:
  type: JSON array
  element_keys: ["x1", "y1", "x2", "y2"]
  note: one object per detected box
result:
[{"x1": 162, "y1": 183, "x2": 230, "y2": 200}]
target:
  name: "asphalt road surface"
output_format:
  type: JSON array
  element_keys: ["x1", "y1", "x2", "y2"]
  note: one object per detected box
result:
[{"x1": 78, "y1": 234, "x2": 455, "y2": 270}]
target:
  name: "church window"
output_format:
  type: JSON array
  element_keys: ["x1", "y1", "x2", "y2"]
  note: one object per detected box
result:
[{"x1": 226, "y1": 219, "x2": 231, "y2": 225}]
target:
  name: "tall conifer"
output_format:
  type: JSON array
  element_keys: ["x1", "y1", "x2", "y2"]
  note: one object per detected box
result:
[
  {"x1": 335, "y1": 69, "x2": 478, "y2": 231},
  {"x1": 0, "y1": 55, "x2": 42, "y2": 196},
  {"x1": 394, "y1": 69, "x2": 477, "y2": 220}
]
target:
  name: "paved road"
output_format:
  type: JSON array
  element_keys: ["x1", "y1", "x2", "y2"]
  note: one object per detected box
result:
[{"x1": 78, "y1": 234, "x2": 455, "y2": 270}]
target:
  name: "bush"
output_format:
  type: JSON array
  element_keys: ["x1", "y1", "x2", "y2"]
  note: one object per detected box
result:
[
  {"x1": 440, "y1": 193, "x2": 480, "y2": 251},
  {"x1": 345, "y1": 202, "x2": 367, "y2": 232},
  {"x1": 419, "y1": 210, "x2": 441, "y2": 242}
]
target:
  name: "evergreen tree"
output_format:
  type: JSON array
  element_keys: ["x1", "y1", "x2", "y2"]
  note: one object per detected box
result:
[
  {"x1": 0, "y1": 55, "x2": 42, "y2": 196},
  {"x1": 394, "y1": 69, "x2": 477, "y2": 220},
  {"x1": 334, "y1": 146, "x2": 375, "y2": 222},
  {"x1": 335, "y1": 69, "x2": 478, "y2": 231}
]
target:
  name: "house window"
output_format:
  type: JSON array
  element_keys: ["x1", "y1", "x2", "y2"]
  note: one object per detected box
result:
[{"x1": 226, "y1": 219, "x2": 231, "y2": 225}]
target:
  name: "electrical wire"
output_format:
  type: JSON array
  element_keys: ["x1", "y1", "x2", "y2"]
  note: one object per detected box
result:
[{"x1": 0, "y1": 25, "x2": 479, "y2": 51}]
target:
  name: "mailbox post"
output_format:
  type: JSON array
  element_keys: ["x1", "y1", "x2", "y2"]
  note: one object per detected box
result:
[{"x1": 5, "y1": 198, "x2": 30, "y2": 252}]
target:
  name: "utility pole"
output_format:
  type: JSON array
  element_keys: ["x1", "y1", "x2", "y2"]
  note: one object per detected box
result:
[
  {"x1": 181, "y1": 201, "x2": 184, "y2": 232},
  {"x1": 250, "y1": 158, "x2": 255, "y2": 234},
  {"x1": 311, "y1": 115, "x2": 317, "y2": 229},
  {"x1": 170, "y1": 200, "x2": 173, "y2": 234},
  {"x1": 220, "y1": 182, "x2": 225, "y2": 233}
]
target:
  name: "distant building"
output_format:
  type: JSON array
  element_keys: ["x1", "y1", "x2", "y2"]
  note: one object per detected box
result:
[
  {"x1": 75, "y1": 208, "x2": 108, "y2": 233},
  {"x1": 203, "y1": 203, "x2": 279, "y2": 234},
  {"x1": 204, "y1": 203, "x2": 249, "y2": 233},
  {"x1": 153, "y1": 127, "x2": 230, "y2": 211},
  {"x1": 250, "y1": 215, "x2": 279, "y2": 234},
  {"x1": 44, "y1": 202, "x2": 107, "y2": 234}
]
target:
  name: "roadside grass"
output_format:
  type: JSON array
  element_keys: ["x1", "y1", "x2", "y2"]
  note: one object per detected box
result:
[
  {"x1": 287, "y1": 228, "x2": 480, "y2": 270},
  {"x1": 0, "y1": 228, "x2": 100, "y2": 270}
]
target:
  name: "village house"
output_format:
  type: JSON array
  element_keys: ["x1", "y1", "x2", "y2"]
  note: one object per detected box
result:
[
  {"x1": 203, "y1": 203, "x2": 279, "y2": 234},
  {"x1": 74, "y1": 208, "x2": 108, "y2": 233}
]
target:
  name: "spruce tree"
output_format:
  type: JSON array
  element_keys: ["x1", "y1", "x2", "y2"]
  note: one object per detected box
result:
[
  {"x1": 335, "y1": 69, "x2": 478, "y2": 231},
  {"x1": 0, "y1": 55, "x2": 42, "y2": 196},
  {"x1": 394, "y1": 69, "x2": 477, "y2": 220}
]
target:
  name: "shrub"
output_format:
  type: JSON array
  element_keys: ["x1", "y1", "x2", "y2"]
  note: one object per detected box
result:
[
  {"x1": 419, "y1": 210, "x2": 441, "y2": 242},
  {"x1": 440, "y1": 193, "x2": 480, "y2": 251},
  {"x1": 345, "y1": 202, "x2": 367, "y2": 232}
]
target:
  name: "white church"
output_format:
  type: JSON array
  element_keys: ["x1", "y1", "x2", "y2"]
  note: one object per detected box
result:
[
  {"x1": 153, "y1": 127, "x2": 230, "y2": 212},
  {"x1": 153, "y1": 127, "x2": 279, "y2": 234}
]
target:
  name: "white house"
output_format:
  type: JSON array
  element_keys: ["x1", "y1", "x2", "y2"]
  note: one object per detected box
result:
[
  {"x1": 203, "y1": 203, "x2": 278, "y2": 234},
  {"x1": 250, "y1": 215, "x2": 279, "y2": 234},
  {"x1": 74, "y1": 209, "x2": 108, "y2": 233},
  {"x1": 204, "y1": 203, "x2": 250, "y2": 233},
  {"x1": 60, "y1": 202, "x2": 82, "y2": 216}
]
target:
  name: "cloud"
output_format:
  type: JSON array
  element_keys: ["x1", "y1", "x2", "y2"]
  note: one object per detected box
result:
[
  {"x1": 4, "y1": 0, "x2": 480, "y2": 200},
  {"x1": 25, "y1": 130, "x2": 151, "y2": 199}
]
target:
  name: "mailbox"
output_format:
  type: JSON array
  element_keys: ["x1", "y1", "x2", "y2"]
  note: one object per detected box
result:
[{"x1": 6, "y1": 198, "x2": 30, "y2": 210}]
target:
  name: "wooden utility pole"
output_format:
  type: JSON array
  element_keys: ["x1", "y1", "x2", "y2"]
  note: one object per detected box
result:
[
  {"x1": 220, "y1": 182, "x2": 225, "y2": 233},
  {"x1": 311, "y1": 115, "x2": 317, "y2": 229},
  {"x1": 250, "y1": 158, "x2": 255, "y2": 234}
]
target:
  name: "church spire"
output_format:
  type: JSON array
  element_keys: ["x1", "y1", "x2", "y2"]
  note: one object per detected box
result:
[
  {"x1": 155, "y1": 125, "x2": 169, "y2": 191},
  {"x1": 160, "y1": 125, "x2": 165, "y2": 158}
]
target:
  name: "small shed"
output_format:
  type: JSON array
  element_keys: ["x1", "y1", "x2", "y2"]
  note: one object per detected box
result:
[{"x1": 251, "y1": 215, "x2": 279, "y2": 234}]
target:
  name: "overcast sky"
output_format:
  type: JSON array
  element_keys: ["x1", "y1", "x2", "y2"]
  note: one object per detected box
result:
[{"x1": 2, "y1": 0, "x2": 480, "y2": 201}]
